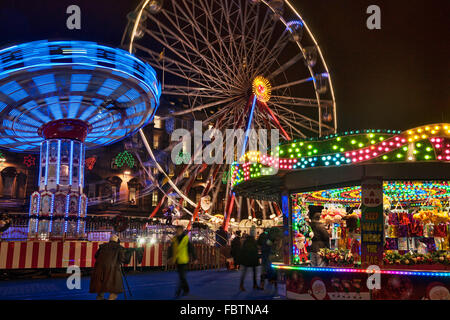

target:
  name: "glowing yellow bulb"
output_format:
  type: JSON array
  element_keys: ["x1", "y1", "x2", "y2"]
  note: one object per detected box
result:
[{"x1": 252, "y1": 76, "x2": 272, "y2": 102}]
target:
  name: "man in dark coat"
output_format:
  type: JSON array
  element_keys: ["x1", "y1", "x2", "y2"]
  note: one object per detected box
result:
[
  {"x1": 238, "y1": 230, "x2": 260, "y2": 291},
  {"x1": 168, "y1": 226, "x2": 197, "y2": 297},
  {"x1": 89, "y1": 234, "x2": 130, "y2": 300},
  {"x1": 230, "y1": 230, "x2": 242, "y2": 270},
  {"x1": 309, "y1": 211, "x2": 330, "y2": 266}
]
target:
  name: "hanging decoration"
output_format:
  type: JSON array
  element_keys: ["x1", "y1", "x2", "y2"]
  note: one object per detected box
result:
[
  {"x1": 115, "y1": 151, "x2": 135, "y2": 168},
  {"x1": 23, "y1": 154, "x2": 36, "y2": 167},
  {"x1": 85, "y1": 156, "x2": 97, "y2": 170}
]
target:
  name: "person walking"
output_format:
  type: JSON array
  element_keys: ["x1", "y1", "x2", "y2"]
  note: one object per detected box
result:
[
  {"x1": 164, "y1": 204, "x2": 174, "y2": 225},
  {"x1": 257, "y1": 229, "x2": 272, "y2": 290},
  {"x1": 168, "y1": 226, "x2": 197, "y2": 297},
  {"x1": 230, "y1": 230, "x2": 242, "y2": 270},
  {"x1": 309, "y1": 209, "x2": 330, "y2": 267},
  {"x1": 89, "y1": 234, "x2": 129, "y2": 300},
  {"x1": 238, "y1": 229, "x2": 260, "y2": 291}
]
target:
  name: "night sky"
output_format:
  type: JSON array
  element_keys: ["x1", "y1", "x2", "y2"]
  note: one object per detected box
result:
[{"x1": 0, "y1": 0, "x2": 448, "y2": 133}]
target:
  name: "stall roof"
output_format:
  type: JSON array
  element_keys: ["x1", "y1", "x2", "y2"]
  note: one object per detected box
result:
[{"x1": 232, "y1": 123, "x2": 450, "y2": 199}]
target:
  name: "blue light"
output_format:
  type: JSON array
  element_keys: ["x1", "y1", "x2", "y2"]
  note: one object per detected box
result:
[
  {"x1": 44, "y1": 142, "x2": 49, "y2": 186},
  {"x1": 69, "y1": 141, "x2": 74, "y2": 186},
  {"x1": 0, "y1": 40, "x2": 161, "y2": 152},
  {"x1": 64, "y1": 194, "x2": 70, "y2": 233},
  {"x1": 271, "y1": 263, "x2": 450, "y2": 278},
  {"x1": 97, "y1": 78, "x2": 122, "y2": 96},
  {"x1": 117, "y1": 88, "x2": 140, "y2": 102},
  {"x1": 241, "y1": 95, "x2": 258, "y2": 159},
  {"x1": 33, "y1": 74, "x2": 56, "y2": 94},
  {"x1": 79, "y1": 106, "x2": 97, "y2": 120},
  {"x1": 0, "y1": 81, "x2": 28, "y2": 101},
  {"x1": 45, "y1": 97, "x2": 63, "y2": 119},
  {"x1": 56, "y1": 140, "x2": 61, "y2": 185},
  {"x1": 68, "y1": 96, "x2": 83, "y2": 118},
  {"x1": 70, "y1": 74, "x2": 91, "y2": 92},
  {"x1": 49, "y1": 194, "x2": 55, "y2": 232}
]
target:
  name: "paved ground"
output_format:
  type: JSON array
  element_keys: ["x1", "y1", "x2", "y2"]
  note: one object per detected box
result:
[{"x1": 0, "y1": 268, "x2": 284, "y2": 300}]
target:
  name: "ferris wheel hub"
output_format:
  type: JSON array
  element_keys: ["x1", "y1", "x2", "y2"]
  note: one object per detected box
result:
[{"x1": 252, "y1": 76, "x2": 272, "y2": 103}]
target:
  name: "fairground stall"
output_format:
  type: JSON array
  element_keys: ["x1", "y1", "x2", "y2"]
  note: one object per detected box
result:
[
  {"x1": 0, "y1": 40, "x2": 168, "y2": 270},
  {"x1": 232, "y1": 124, "x2": 450, "y2": 300}
]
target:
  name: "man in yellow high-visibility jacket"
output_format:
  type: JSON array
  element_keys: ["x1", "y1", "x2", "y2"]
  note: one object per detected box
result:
[{"x1": 168, "y1": 226, "x2": 197, "y2": 297}]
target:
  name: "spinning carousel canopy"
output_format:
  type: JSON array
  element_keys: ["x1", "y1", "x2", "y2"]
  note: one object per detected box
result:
[{"x1": 0, "y1": 40, "x2": 161, "y2": 151}]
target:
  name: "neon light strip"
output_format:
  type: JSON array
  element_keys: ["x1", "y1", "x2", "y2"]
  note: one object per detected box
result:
[
  {"x1": 56, "y1": 140, "x2": 61, "y2": 185},
  {"x1": 44, "y1": 142, "x2": 49, "y2": 186},
  {"x1": 77, "y1": 195, "x2": 82, "y2": 233},
  {"x1": 35, "y1": 195, "x2": 40, "y2": 233},
  {"x1": 38, "y1": 143, "x2": 43, "y2": 186},
  {"x1": 241, "y1": 95, "x2": 257, "y2": 159},
  {"x1": 69, "y1": 141, "x2": 74, "y2": 186},
  {"x1": 0, "y1": 62, "x2": 158, "y2": 102},
  {"x1": 49, "y1": 194, "x2": 55, "y2": 232},
  {"x1": 79, "y1": 143, "x2": 84, "y2": 189},
  {"x1": 272, "y1": 263, "x2": 450, "y2": 277},
  {"x1": 27, "y1": 195, "x2": 33, "y2": 234},
  {"x1": 64, "y1": 194, "x2": 70, "y2": 233}
]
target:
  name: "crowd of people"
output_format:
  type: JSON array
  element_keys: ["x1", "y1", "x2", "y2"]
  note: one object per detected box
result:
[
  {"x1": 229, "y1": 227, "x2": 280, "y2": 291},
  {"x1": 88, "y1": 207, "x2": 330, "y2": 299}
]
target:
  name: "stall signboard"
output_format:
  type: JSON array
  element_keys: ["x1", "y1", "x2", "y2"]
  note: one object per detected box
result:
[{"x1": 360, "y1": 177, "x2": 384, "y2": 267}]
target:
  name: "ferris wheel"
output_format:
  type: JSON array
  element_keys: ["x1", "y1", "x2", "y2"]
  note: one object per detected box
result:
[{"x1": 121, "y1": 0, "x2": 337, "y2": 227}]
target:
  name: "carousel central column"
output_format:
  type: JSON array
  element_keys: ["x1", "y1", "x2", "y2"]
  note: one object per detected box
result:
[{"x1": 28, "y1": 119, "x2": 90, "y2": 240}]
